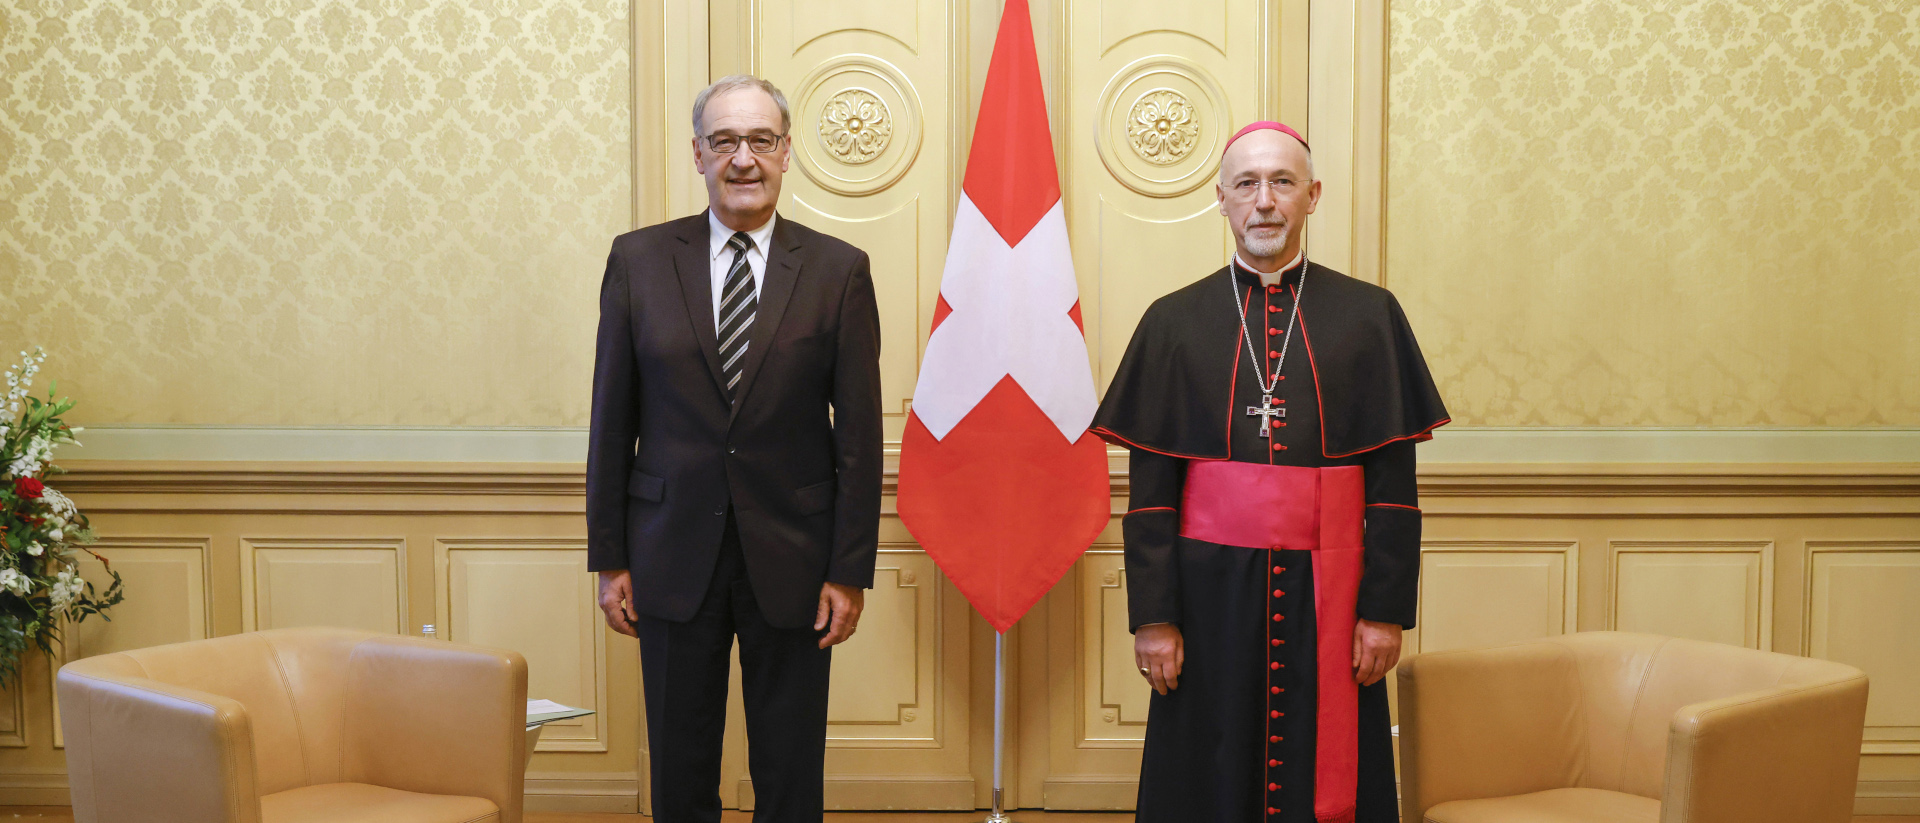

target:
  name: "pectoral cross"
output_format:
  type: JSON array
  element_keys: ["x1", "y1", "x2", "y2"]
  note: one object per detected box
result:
[{"x1": 1247, "y1": 394, "x2": 1286, "y2": 438}]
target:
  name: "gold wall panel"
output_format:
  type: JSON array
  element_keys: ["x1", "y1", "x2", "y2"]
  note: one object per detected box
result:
[
  {"x1": 1412, "y1": 541, "x2": 1577, "y2": 655},
  {"x1": 1610, "y1": 541, "x2": 1772, "y2": 650},
  {"x1": 439, "y1": 539, "x2": 608, "y2": 754},
  {"x1": 1807, "y1": 542, "x2": 1920, "y2": 754},
  {"x1": 754, "y1": 0, "x2": 951, "y2": 424},
  {"x1": 239, "y1": 539, "x2": 406, "y2": 635},
  {"x1": 0, "y1": 683, "x2": 21, "y2": 749},
  {"x1": 1068, "y1": 0, "x2": 1268, "y2": 383},
  {"x1": 1081, "y1": 550, "x2": 1148, "y2": 743},
  {"x1": 826, "y1": 550, "x2": 938, "y2": 741},
  {"x1": 0, "y1": 0, "x2": 631, "y2": 427},
  {"x1": 1387, "y1": 0, "x2": 1920, "y2": 426}
]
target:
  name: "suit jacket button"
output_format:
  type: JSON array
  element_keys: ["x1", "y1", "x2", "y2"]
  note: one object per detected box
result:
[
  {"x1": 728, "y1": 447, "x2": 736, "y2": 454},
  {"x1": 713, "y1": 507, "x2": 725, "y2": 516}
]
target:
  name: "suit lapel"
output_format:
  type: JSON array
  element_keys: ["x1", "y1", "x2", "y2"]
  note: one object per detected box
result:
[
  {"x1": 729, "y1": 217, "x2": 803, "y2": 422},
  {"x1": 672, "y1": 212, "x2": 729, "y2": 399}
]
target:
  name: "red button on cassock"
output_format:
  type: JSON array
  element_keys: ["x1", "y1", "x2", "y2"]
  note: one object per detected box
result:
[
  {"x1": 1272, "y1": 614, "x2": 1282, "y2": 622},
  {"x1": 1268, "y1": 808, "x2": 1279, "y2": 816},
  {"x1": 1270, "y1": 686, "x2": 1281, "y2": 694},
  {"x1": 1272, "y1": 443, "x2": 1286, "y2": 451},
  {"x1": 1270, "y1": 710, "x2": 1280, "y2": 719},
  {"x1": 1270, "y1": 735, "x2": 1282, "y2": 743},
  {"x1": 1270, "y1": 662, "x2": 1280, "y2": 670},
  {"x1": 1268, "y1": 350, "x2": 1280, "y2": 358},
  {"x1": 1267, "y1": 305, "x2": 1280, "y2": 312},
  {"x1": 1273, "y1": 589, "x2": 1283, "y2": 597},
  {"x1": 1271, "y1": 566, "x2": 1281, "y2": 573},
  {"x1": 1267, "y1": 285, "x2": 1279, "y2": 294},
  {"x1": 1270, "y1": 639, "x2": 1281, "y2": 647},
  {"x1": 1269, "y1": 783, "x2": 1279, "y2": 791},
  {"x1": 1268, "y1": 327, "x2": 1280, "y2": 336},
  {"x1": 1268, "y1": 759, "x2": 1280, "y2": 767}
]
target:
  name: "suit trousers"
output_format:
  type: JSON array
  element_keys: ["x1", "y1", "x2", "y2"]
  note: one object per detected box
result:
[{"x1": 636, "y1": 511, "x2": 833, "y2": 823}]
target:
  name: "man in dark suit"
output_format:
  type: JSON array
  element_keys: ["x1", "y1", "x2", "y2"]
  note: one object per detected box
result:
[{"x1": 586, "y1": 74, "x2": 882, "y2": 823}]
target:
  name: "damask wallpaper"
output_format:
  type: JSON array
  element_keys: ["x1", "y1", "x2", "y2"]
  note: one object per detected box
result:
[
  {"x1": 1389, "y1": 0, "x2": 1920, "y2": 426},
  {"x1": 0, "y1": 0, "x2": 629, "y2": 425}
]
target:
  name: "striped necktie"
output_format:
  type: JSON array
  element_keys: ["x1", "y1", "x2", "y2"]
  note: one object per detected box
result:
[{"x1": 718, "y1": 230, "x2": 757, "y2": 400}]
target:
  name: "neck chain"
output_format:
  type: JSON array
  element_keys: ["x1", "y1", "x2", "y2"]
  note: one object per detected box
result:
[{"x1": 1232, "y1": 253, "x2": 1308, "y2": 438}]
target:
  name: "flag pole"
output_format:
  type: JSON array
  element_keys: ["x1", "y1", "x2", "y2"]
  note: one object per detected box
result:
[{"x1": 985, "y1": 630, "x2": 1012, "y2": 822}]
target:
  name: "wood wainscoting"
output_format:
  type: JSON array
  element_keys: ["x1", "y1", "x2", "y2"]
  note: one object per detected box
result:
[{"x1": 0, "y1": 459, "x2": 1915, "y2": 814}]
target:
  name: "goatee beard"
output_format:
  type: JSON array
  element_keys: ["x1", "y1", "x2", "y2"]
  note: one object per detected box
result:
[{"x1": 1242, "y1": 224, "x2": 1290, "y2": 260}]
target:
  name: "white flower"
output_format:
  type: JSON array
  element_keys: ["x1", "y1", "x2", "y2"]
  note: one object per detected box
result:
[
  {"x1": 25, "y1": 543, "x2": 43, "y2": 557},
  {"x1": 49, "y1": 570, "x2": 81, "y2": 612},
  {"x1": 0, "y1": 570, "x2": 31, "y2": 597},
  {"x1": 40, "y1": 489, "x2": 75, "y2": 522}
]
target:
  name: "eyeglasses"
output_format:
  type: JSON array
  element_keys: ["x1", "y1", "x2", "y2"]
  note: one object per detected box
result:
[
  {"x1": 701, "y1": 133, "x2": 788, "y2": 154},
  {"x1": 1225, "y1": 178, "x2": 1307, "y2": 200}
]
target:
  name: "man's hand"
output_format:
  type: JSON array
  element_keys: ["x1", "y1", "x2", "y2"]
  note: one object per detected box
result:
[
  {"x1": 1134, "y1": 623, "x2": 1185, "y2": 695},
  {"x1": 1351, "y1": 618, "x2": 1403, "y2": 686},
  {"x1": 598, "y1": 570, "x2": 639, "y2": 638},
  {"x1": 816, "y1": 582, "x2": 864, "y2": 649}
]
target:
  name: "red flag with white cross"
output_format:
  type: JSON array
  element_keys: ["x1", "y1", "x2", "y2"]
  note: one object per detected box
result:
[{"x1": 897, "y1": 0, "x2": 1109, "y2": 633}]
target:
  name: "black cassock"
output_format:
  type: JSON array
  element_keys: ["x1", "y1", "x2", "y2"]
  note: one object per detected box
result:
[{"x1": 1091, "y1": 259, "x2": 1448, "y2": 823}]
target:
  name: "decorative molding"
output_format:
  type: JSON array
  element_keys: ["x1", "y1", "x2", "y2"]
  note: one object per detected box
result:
[
  {"x1": 523, "y1": 771, "x2": 642, "y2": 814},
  {"x1": 1607, "y1": 541, "x2": 1774, "y2": 651},
  {"x1": 1413, "y1": 540, "x2": 1579, "y2": 656},
  {"x1": 1805, "y1": 541, "x2": 1920, "y2": 755},
  {"x1": 238, "y1": 538, "x2": 409, "y2": 635},
  {"x1": 1093, "y1": 54, "x2": 1228, "y2": 197},
  {"x1": 818, "y1": 88, "x2": 893, "y2": 164},
  {"x1": 790, "y1": 54, "x2": 925, "y2": 195},
  {"x1": 63, "y1": 425, "x2": 1920, "y2": 465},
  {"x1": 1125, "y1": 89, "x2": 1199, "y2": 165},
  {"x1": 435, "y1": 537, "x2": 607, "y2": 754}
]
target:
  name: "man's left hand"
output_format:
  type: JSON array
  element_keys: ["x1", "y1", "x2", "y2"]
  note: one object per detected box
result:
[
  {"x1": 816, "y1": 582, "x2": 865, "y2": 649},
  {"x1": 1351, "y1": 618, "x2": 1403, "y2": 686}
]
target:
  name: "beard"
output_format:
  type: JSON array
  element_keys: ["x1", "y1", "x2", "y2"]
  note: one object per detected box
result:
[{"x1": 1241, "y1": 219, "x2": 1291, "y2": 259}]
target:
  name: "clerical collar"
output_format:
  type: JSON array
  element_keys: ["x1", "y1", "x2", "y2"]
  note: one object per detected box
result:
[{"x1": 1231, "y1": 250, "x2": 1305, "y2": 288}]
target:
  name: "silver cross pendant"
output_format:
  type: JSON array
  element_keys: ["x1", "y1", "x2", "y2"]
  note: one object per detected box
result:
[{"x1": 1247, "y1": 394, "x2": 1286, "y2": 438}]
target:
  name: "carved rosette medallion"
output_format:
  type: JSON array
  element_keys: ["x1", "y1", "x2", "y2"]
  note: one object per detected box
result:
[
  {"x1": 818, "y1": 89, "x2": 892, "y2": 165},
  {"x1": 1126, "y1": 90, "x2": 1199, "y2": 166}
]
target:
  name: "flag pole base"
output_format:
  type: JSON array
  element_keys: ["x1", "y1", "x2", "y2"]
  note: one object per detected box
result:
[{"x1": 980, "y1": 788, "x2": 1012, "y2": 823}]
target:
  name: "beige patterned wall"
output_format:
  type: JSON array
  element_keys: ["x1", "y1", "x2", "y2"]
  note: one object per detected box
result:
[
  {"x1": 1388, "y1": 0, "x2": 1920, "y2": 426},
  {"x1": 0, "y1": 0, "x2": 629, "y2": 425}
]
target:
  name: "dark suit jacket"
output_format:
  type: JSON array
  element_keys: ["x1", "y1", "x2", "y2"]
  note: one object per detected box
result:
[{"x1": 586, "y1": 211, "x2": 883, "y2": 629}]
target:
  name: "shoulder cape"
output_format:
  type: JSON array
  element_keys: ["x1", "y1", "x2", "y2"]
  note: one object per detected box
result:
[{"x1": 1091, "y1": 262, "x2": 1450, "y2": 459}]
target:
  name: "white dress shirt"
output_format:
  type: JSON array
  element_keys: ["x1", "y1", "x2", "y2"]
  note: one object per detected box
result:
[{"x1": 708, "y1": 210, "x2": 777, "y2": 330}]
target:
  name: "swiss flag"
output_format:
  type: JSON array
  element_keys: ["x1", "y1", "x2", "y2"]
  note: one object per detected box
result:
[{"x1": 897, "y1": 0, "x2": 1110, "y2": 634}]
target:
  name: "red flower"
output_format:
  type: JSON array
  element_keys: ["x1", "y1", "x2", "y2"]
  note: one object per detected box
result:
[{"x1": 12, "y1": 478, "x2": 43, "y2": 499}]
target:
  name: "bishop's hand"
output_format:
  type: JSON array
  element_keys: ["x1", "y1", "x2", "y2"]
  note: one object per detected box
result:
[
  {"x1": 1134, "y1": 623, "x2": 1185, "y2": 695},
  {"x1": 1352, "y1": 618, "x2": 1403, "y2": 686}
]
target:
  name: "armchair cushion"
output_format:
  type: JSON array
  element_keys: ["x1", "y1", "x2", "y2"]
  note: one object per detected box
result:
[
  {"x1": 262, "y1": 783, "x2": 499, "y2": 823},
  {"x1": 1425, "y1": 788, "x2": 1658, "y2": 823}
]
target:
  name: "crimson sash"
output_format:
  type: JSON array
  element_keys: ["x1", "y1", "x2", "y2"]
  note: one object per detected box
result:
[{"x1": 1180, "y1": 460, "x2": 1363, "y2": 823}]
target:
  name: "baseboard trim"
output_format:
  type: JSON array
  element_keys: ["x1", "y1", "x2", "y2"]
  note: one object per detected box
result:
[
  {"x1": 0, "y1": 772, "x2": 70, "y2": 807},
  {"x1": 1040, "y1": 775, "x2": 1137, "y2": 810},
  {"x1": 734, "y1": 775, "x2": 978, "y2": 811},
  {"x1": 523, "y1": 771, "x2": 641, "y2": 814},
  {"x1": 1855, "y1": 780, "x2": 1920, "y2": 815}
]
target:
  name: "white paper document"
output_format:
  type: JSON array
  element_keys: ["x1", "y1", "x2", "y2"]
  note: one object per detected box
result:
[{"x1": 527, "y1": 699, "x2": 576, "y2": 715}]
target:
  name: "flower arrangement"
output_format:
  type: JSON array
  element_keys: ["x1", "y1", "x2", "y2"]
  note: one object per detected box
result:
[{"x1": 0, "y1": 347, "x2": 122, "y2": 682}]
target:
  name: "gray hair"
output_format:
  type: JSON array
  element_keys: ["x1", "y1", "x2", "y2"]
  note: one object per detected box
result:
[{"x1": 692, "y1": 74, "x2": 792, "y2": 136}]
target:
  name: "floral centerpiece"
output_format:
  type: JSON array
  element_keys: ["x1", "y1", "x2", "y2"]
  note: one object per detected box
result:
[{"x1": 0, "y1": 347, "x2": 122, "y2": 682}]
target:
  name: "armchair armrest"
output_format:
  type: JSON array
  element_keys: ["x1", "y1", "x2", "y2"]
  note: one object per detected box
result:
[
  {"x1": 1662, "y1": 669, "x2": 1868, "y2": 823},
  {"x1": 56, "y1": 668, "x2": 262, "y2": 823},
  {"x1": 340, "y1": 635, "x2": 528, "y2": 823},
  {"x1": 1396, "y1": 640, "x2": 1587, "y2": 822}
]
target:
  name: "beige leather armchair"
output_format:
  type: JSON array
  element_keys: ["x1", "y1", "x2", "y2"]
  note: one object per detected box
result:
[
  {"x1": 1398, "y1": 632, "x2": 1868, "y2": 823},
  {"x1": 58, "y1": 628, "x2": 528, "y2": 823}
]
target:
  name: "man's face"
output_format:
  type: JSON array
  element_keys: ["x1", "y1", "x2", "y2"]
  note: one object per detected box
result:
[
  {"x1": 1216, "y1": 131, "x2": 1321, "y2": 263},
  {"x1": 694, "y1": 87, "x2": 790, "y2": 229}
]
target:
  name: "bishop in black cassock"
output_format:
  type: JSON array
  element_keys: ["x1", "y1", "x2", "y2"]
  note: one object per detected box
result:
[{"x1": 1091, "y1": 122, "x2": 1448, "y2": 823}]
